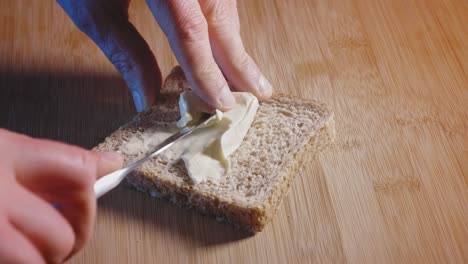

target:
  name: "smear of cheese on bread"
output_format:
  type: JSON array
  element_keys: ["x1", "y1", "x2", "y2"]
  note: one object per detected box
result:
[
  {"x1": 174, "y1": 91, "x2": 258, "y2": 183},
  {"x1": 121, "y1": 91, "x2": 258, "y2": 184}
]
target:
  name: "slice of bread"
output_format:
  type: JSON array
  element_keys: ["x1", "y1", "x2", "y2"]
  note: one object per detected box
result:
[{"x1": 94, "y1": 66, "x2": 335, "y2": 233}]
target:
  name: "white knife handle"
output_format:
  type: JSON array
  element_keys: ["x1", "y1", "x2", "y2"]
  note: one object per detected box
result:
[{"x1": 94, "y1": 168, "x2": 129, "y2": 199}]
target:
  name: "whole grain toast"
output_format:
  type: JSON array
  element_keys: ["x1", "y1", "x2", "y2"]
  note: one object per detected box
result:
[{"x1": 95, "y1": 66, "x2": 335, "y2": 233}]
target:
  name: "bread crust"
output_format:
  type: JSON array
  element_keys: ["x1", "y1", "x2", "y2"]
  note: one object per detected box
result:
[
  {"x1": 94, "y1": 66, "x2": 335, "y2": 233},
  {"x1": 125, "y1": 119, "x2": 334, "y2": 232}
]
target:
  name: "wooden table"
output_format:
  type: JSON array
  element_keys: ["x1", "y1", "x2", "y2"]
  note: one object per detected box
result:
[{"x1": 1, "y1": 0, "x2": 466, "y2": 263}]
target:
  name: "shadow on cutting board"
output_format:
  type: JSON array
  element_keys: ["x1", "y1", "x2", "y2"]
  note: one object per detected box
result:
[
  {"x1": 0, "y1": 69, "x2": 135, "y2": 147},
  {"x1": 0, "y1": 69, "x2": 250, "y2": 246},
  {"x1": 99, "y1": 186, "x2": 252, "y2": 246}
]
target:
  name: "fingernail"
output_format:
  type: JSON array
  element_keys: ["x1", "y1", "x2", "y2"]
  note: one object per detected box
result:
[
  {"x1": 99, "y1": 151, "x2": 123, "y2": 165},
  {"x1": 218, "y1": 85, "x2": 235, "y2": 108},
  {"x1": 132, "y1": 91, "x2": 145, "y2": 112},
  {"x1": 96, "y1": 151, "x2": 123, "y2": 176},
  {"x1": 259, "y1": 75, "x2": 273, "y2": 97}
]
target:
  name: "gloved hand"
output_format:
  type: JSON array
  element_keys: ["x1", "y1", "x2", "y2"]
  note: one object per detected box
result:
[{"x1": 57, "y1": 0, "x2": 273, "y2": 112}]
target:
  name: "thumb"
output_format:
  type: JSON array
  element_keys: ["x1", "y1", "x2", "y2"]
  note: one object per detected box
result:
[
  {"x1": 95, "y1": 151, "x2": 124, "y2": 179},
  {"x1": 5, "y1": 133, "x2": 124, "y2": 255}
]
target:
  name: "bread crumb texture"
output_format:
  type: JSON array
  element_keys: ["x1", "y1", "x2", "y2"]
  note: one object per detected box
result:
[{"x1": 95, "y1": 67, "x2": 335, "y2": 232}]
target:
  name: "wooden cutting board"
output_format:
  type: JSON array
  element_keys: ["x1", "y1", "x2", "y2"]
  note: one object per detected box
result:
[{"x1": 0, "y1": 0, "x2": 466, "y2": 263}]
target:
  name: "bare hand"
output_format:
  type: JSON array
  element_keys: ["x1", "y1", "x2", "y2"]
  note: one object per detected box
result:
[
  {"x1": 0, "y1": 129, "x2": 122, "y2": 263},
  {"x1": 57, "y1": 0, "x2": 273, "y2": 112}
]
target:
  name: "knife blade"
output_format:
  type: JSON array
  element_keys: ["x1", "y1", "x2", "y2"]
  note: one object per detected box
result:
[{"x1": 94, "y1": 114, "x2": 217, "y2": 198}]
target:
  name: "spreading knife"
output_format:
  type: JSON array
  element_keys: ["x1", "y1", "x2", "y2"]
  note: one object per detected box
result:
[{"x1": 94, "y1": 114, "x2": 217, "y2": 199}]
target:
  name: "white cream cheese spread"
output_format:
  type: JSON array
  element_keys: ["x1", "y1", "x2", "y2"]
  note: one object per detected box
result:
[{"x1": 120, "y1": 91, "x2": 259, "y2": 184}]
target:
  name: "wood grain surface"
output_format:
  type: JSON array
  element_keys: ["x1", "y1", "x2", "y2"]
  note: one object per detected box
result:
[{"x1": 1, "y1": 0, "x2": 467, "y2": 263}]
